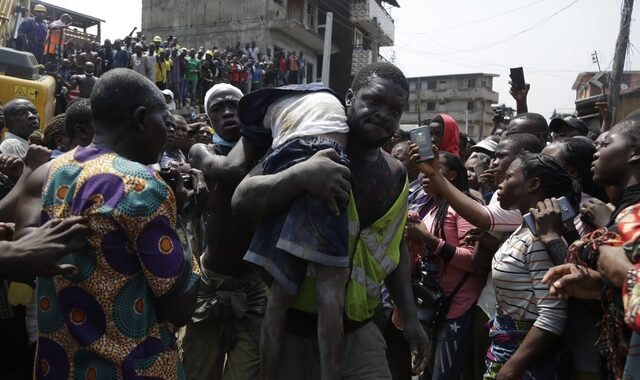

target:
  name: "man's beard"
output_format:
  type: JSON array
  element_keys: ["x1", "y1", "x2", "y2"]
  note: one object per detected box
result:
[{"x1": 347, "y1": 114, "x2": 392, "y2": 149}]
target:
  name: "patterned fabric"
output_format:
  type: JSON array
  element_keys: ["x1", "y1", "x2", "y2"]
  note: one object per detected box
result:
[
  {"x1": 483, "y1": 315, "x2": 558, "y2": 379},
  {"x1": 36, "y1": 146, "x2": 199, "y2": 380},
  {"x1": 624, "y1": 331, "x2": 640, "y2": 379},
  {"x1": 606, "y1": 203, "x2": 640, "y2": 333},
  {"x1": 617, "y1": 203, "x2": 640, "y2": 378}
]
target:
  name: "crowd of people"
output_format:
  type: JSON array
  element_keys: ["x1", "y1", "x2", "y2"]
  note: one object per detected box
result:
[
  {"x1": 15, "y1": 7, "x2": 308, "y2": 114},
  {"x1": 1, "y1": 8, "x2": 640, "y2": 380}
]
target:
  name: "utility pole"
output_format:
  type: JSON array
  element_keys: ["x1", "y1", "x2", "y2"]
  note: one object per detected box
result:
[
  {"x1": 591, "y1": 51, "x2": 602, "y2": 71},
  {"x1": 321, "y1": 12, "x2": 333, "y2": 86},
  {"x1": 608, "y1": 0, "x2": 634, "y2": 124},
  {"x1": 417, "y1": 83, "x2": 422, "y2": 125},
  {"x1": 465, "y1": 110, "x2": 469, "y2": 135}
]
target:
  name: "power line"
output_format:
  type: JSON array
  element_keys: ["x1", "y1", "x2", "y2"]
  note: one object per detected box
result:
[
  {"x1": 397, "y1": 0, "x2": 548, "y2": 35},
  {"x1": 317, "y1": 0, "x2": 351, "y2": 16},
  {"x1": 443, "y1": 0, "x2": 581, "y2": 54},
  {"x1": 317, "y1": 3, "x2": 598, "y2": 83},
  {"x1": 316, "y1": 7, "x2": 584, "y2": 82}
]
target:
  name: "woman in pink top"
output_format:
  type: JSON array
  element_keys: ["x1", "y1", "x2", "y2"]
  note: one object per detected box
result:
[{"x1": 405, "y1": 152, "x2": 483, "y2": 379}]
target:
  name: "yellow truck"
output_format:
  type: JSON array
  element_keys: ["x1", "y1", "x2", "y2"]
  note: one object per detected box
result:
[
  {"x1": 0, "y1": 46, "x2": 56, "y2": 129},
  {"x1": 1, "y1": 0, "x2": 55, "y2": 129}
]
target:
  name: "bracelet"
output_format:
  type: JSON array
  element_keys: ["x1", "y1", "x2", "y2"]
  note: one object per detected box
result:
[{"x1": 625, "y1": 267, "x2": 639, "y2": 295}]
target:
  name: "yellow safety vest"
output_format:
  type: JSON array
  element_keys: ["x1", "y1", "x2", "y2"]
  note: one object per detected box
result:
[{"x1": 291, "y1": 179, "x2": 409, "y2": 321}]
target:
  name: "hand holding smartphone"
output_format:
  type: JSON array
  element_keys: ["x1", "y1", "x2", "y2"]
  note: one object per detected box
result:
[
  {"x1": 410, "y1": 127, "x2": 435, "y2": 162},
  {"x1": 523, "y1": 196, "x2": 577, "y2": 236},
  {"x1": 510, "y1": 67, "x2": 526, "y2": 90}
]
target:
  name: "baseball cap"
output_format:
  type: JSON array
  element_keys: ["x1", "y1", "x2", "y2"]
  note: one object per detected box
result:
[
  {"x1": 549, "y1": 116, "x2": 589, "y2": 136},
  {"x1": 470, "y1": 138, "x2": 498, "y2": 156},
  {"x1": 34, "y1": 4, "x2": 47, "y2": 12}
]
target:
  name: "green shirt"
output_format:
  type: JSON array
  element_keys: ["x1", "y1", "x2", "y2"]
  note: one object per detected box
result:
[{"x1": 184, "y1": 57, "x2": 200, "y2": 82}]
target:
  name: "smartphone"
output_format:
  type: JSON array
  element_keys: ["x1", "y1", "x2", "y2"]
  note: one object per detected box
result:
[
  {"x1": 410, "y1": 127, "x2": 435, "y2": 162},
  {"x1": 523, "y1": 196, "x2": 577, "y2": 236},
  {"x1": 510, "y1": 67, "x2": 526, "y2": 90}
]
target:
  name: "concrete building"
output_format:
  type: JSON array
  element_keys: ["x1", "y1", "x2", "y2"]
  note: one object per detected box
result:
[
  {"x1": 572, "y1": 71, "x2": 640, "y2": 101},
  {"x1": 349, "y1": 0, "x2": 395, "y2": 76},
  {"x1": 402, "y1": 73, "x2": 499, "y2": 140},
  {"x1": 319, "y1": 0, "x2": 396, "y2": 96},
  {"x1": 142, "y1": 0, "x2": 322, "y2": 84},
  {"x1": 141, "y1": 0, "x2": 397, "y2": 96}
]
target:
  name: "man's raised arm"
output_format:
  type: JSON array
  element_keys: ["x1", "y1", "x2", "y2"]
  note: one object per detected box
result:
[{"x1": 232, "y1": 148, "x2": 351, "y2": 219}]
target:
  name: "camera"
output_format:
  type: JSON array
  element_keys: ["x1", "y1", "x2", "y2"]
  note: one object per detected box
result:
[{"x1": 159, "y1": 167, "x2": 193, "y2": 190}]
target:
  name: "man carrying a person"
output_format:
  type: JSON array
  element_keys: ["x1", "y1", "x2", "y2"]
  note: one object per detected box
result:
[{"x1": 232, "y1": 62, "x2": 430, "y2": 379}]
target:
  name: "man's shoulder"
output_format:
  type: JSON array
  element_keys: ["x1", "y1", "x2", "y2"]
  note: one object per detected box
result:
[
  {"x1": 0, "y1": 137, "x2": 25, "y2": 150},
  {"x1": 19, "y1": 18, "x2": 35, "y2": 28},
  {"x1": 380, "y1": 149, "x2": 404, "y2": 169},
  {"x1": 381, "y1": 149, "x2": 408, "y2": 183}
]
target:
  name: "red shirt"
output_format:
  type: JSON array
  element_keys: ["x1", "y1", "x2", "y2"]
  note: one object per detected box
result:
[
  {"x1": 230, "y1": 64, "x2": 241, "y2": 82},
  {"x1": 279, "y1": 57, "x2": 287, "y2": 73},
  {"x1": 289, "y1": 55, "x2": 299, "y2": 71}
]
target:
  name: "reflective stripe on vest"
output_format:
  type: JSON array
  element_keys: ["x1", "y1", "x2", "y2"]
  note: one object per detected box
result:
[
  {"x1": 292, "y1": 178, "x2": 409, "y2": 321},
  {"x1": 44, "y1": 29, "x2": 63, "y2": 54}
]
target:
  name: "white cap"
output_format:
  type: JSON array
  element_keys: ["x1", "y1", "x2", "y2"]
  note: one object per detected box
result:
[
  {"x1": 204, "y1": 84, "x2": 243, "y2": 116},
  {"x1": 161, "y1": 89, "x2": 174, "y2": 100}
]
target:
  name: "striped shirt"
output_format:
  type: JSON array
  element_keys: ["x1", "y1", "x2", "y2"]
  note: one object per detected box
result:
[
  {"x1": 484, "y1": 191, "x2": 522, "y2": 232},
  {"x1": 492, "y1": 226, "x2": 568, "y2": 336}
]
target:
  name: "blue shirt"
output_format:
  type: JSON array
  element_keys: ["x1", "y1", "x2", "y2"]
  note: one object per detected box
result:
[
  {"x1": 112, "y1": 49, "x2": 129, "y2": 68},
  {"x1": 18, "y1": 18, "x2": 47, "y2": 63}
]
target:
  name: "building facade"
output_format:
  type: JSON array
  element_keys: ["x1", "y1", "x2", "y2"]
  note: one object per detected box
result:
[
  {"x1": 401, "y1": 73, "x2": 499, "y2": 140},
  {"x1": 349, "y1": 0, "x2": 395, "y2": 76},
  {"x1": 572, "y1": 71, "x2": 640, "y2": 101},
  {"x1": 141, "y1": 0, "x2": 396, "y2": 97}
]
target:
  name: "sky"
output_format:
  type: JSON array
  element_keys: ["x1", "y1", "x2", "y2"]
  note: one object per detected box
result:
[{"x1": 45, "y1": 0, "x2": 639, "y2": 118}]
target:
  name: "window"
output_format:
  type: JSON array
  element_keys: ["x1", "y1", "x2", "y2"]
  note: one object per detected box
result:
[
  {"x1": 409, "y1": 81, "x2": 417, "y2": 92},
  {"x1": 427, "y1": 80, "x2": 437, "y2": 89},
  {"x1": 468, "y1": 79, "x2": 476, "y2": 88},
  {"x1": 306, "y1": 62, "x2": 314, "y2": 83},
  {"x1": 353, "y1": 29, "x2": 364, "y2": 50},
  {"x1": 426, "y1": 102, "x2": 436, "y2": 111},
  {"x1": 481, "y1": 80, "x2": 487, "y2": 88},
  {"x1": 307, "y1": 2, "x2": 316, "y2": 30},
  {"x1": 458, "y1": 80, "x2": 467, "y2": 89},
  {"x1": 467, "y1": 101, "x2": 475, "y2": 111}
]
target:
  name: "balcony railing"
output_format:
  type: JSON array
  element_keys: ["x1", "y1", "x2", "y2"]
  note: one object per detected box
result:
[
  {"x1": 351, "y1": 0, "x2": 395, "y2": 46},
  {"x1": 410, "y1": 87, "x2": 499, "y2": 102}
]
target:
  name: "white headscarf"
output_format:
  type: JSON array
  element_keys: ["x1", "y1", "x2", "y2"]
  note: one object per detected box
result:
[{"x1": 204, "y1": 84, "x2": 243, "y2": 119}]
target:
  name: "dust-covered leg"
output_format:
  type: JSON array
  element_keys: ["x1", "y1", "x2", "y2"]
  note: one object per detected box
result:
[
  {"x1": 315, "y1": 264, "x2": 349, "y2": 380},
  {"x1": 261, "y1": 282, "x2": 295, "y2": 380}
]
